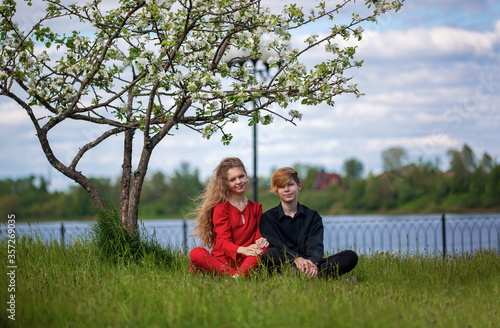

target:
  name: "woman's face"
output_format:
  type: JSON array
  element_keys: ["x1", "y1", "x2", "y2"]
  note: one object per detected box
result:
[{"x1": 226, "y1": 167, "x2": 248, "y2": 195}]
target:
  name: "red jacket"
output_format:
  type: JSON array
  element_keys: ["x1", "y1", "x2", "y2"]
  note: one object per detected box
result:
[{"x1": 211, "y1": 200, "x2": 263, "y2": 264}]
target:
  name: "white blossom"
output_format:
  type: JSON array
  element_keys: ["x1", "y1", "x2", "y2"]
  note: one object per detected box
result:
[
  {"x1": 305, "y1": 34, "x2": 318, "y2": 46},
  {"x1": 137, "y1": 57, "x2": 148, "y2": 67},
  {"x1": 288, "y1": 109, "x2": 303, "y2": 120},
  {"x1": 299, "y1": 85, "x2": 308, "y2": 95},
  {"x1": 202, "y1": 124, "x2": 218, "y2": 138},
  {"x1": 37, "y1": 51, "x2": 49, "y2": 62},
  {"x1": 267, "y1": 56, "x2": 279, "y2": 67},
  {"x1": 211, "y1": 75, "x2": 221, "y2": 85},
  {"x1": 262, "y1": 115, "x2": 274, "y2": 124}
]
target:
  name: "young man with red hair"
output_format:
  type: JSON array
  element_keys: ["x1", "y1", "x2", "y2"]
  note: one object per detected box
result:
[{"x1": 260, "y1": 167, "x2": 358, "y2": 280}]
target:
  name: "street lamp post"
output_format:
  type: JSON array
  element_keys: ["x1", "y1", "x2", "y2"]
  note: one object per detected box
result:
[
  {"x1": 224, "y1": 45, "x2": 276, "y2": 203},
  {"x1": 252, "y1": 108, "x2": 258, "y2": 202},
  {"x1": 248, "y1": 58, "x2": 272, "y2": 203}
]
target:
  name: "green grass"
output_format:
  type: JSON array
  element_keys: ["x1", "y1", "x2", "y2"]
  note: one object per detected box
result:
[{"x1": 1, "y1": 235, "x2": 499, "y2": 328}]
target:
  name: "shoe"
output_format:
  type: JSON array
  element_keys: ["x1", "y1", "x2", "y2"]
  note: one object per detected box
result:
[{"x1": 344, "y1": 276, "x2": 358, "y2": 283}]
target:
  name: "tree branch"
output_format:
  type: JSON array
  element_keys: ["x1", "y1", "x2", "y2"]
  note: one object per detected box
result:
[
  {"x1": 3, "y1": 89, "x2": 107, "y2": 210},
  {"x1": 144, "y1": 81, "x2": 160, "y2": 147},
  {"x1": 69, "y1": 126, "x2": 127, "y2": 170}
]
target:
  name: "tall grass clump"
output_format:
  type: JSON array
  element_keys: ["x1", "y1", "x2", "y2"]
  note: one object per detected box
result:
[{"x1": 91, "y1": 201, "x2": 178, "y2": 268}]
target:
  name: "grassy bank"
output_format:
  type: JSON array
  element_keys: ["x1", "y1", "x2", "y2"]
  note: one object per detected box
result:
[{"x1": 1, "y1": 236, "x2": 499, "y2": 328}]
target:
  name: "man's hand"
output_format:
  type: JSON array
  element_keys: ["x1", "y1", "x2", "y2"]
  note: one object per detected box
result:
[
  {"x1": 294, "y1": 257, "x2": 318, "y2": 278},
  {"x1": 255, "y1": 237, "x2": 269, "y2": 249}
]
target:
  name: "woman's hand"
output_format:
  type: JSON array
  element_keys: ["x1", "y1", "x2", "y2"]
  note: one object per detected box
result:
[
  {"x1": 237, "y1": 244, "x2": 263, "y2": 257},
  {"x1": 255, "y1": 237, "x2": 269, "y2": 249}
]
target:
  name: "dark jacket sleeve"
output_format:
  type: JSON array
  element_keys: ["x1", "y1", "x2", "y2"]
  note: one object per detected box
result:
[
  {"x1": 260, "y1": 210, "x2": 299, "y2": 259},
  {"x1": 304, "y1": 211, "x2": 324, "y2": 264},
  {"x1": 259, "y1": 210, "x2": 282, "y2": 248}
]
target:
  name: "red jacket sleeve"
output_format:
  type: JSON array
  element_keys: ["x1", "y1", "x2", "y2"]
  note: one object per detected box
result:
[{"x1": 212, "y1": 203, "x2": 240, "y2": 259}]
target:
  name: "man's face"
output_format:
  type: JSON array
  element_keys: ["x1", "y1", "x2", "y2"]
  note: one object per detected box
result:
[{"x1": 276, "y1": 179, "x2": 301, "y2": 204}]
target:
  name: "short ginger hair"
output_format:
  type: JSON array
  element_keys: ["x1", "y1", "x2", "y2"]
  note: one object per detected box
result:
[{"x1": 270, "y1": 167, "x2": 301, "y2": 193}]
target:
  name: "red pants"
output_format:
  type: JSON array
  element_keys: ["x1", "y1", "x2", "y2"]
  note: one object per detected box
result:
[{"x1": 189, "y1": 247, "x2": 260, "y2": 276}]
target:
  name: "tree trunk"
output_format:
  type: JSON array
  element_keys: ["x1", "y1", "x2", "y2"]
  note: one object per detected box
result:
[
  {"x1": 119, "y1": 128, "x2": 134, "y2": 233},
  {"x1": 119, "y1": 92, "x2": 135, "y2": 233},
  {"x1": 125, "y1": 146, "x2": 153, "y2": 237}
]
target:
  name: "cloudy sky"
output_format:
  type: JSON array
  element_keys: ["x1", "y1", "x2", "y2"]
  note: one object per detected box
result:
[{"x1": 1, "y1": 0, "x2": 499, "y2": 191}]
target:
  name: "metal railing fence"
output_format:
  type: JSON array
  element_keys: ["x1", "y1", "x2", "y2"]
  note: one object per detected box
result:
[
  {"x1": 3, "y1": 214, "x2": 499, "y2": 257},
  {"x1": 322, "y1": 214, "x2": 500, "y2": 257}
]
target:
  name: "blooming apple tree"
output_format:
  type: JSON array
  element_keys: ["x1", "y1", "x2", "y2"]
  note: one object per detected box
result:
[{"x1": 0, "y1": 0, "x2": 403, "y2": 235}]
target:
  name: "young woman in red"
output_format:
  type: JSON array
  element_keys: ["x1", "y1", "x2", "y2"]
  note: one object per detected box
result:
[{"x1": 189, "y1": 157, "x2": 268, "y2": 277}]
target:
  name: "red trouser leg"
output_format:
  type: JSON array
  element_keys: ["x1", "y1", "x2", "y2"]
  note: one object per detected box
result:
[
  {"x1": 189, "y1": 247, "x2": 238, "y2": 276},
  {"x1": 237, "y1": 256, "x2": 260, "y2": 276},
  {"x1": 237, "y1": 247, "x2": 267, "y2": 276}
]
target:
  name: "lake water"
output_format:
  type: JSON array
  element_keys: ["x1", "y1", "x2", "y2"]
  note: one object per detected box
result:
[{"x1": 3, "y1": 213, "x2": 500, "y2": 256}]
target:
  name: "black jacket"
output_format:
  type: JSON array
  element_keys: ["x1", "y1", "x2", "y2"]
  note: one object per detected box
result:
[{"x1": 259, "y1": 202, "x2": 324, "y2": 264}]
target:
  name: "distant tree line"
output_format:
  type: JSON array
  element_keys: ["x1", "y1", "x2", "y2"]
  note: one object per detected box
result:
[
  {"x1": 275, "y1": 144, "x2": 499, "y2": 215},
  {"x1": 1, "y1": 144, "x2": 499, "y2": 221},
  {"x1": 0, "y1": 163, "x2": 203, "y2": 221}
]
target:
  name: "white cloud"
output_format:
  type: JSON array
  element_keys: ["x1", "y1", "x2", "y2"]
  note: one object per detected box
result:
[
  {"x1": 299, "y1": 18, "x2": 500, "y2": 61},
  {"x1": 414, "y1": 112, "x2": 443, "y2": 123},
  {"x1": 0, "y1": 101, "x2": 28, "y2": 126},
  {"x1": 363, "y1": 133, "x2": 460, "y2": 158},
  {"x1": 412, "y1": 133, "x2": 461, "y2": 155},
  {"x1": 358, "y1": 22, "x2": 500, "y2": 58}
]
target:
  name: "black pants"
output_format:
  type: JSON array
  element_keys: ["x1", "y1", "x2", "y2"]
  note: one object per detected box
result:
[{"x1": 261, "y1": 247, "x2": 358, "y2": 279}]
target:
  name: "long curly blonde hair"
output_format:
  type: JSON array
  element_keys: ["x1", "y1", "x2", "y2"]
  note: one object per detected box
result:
[{"x1": 191, "y1": 157, "x2": 247, "y2": 248}]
